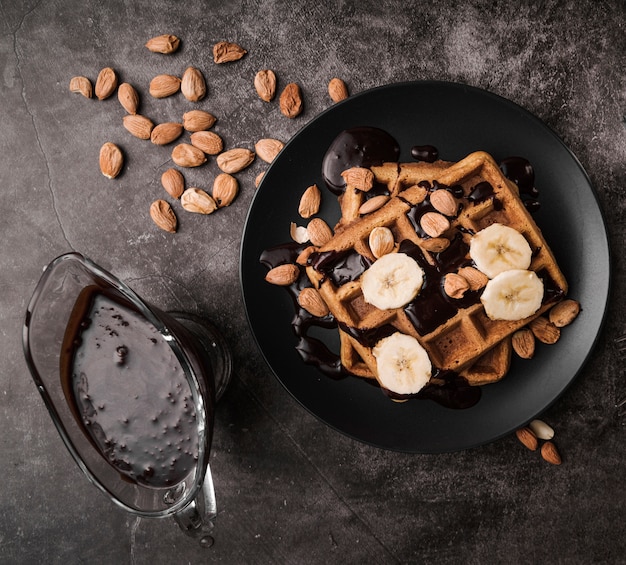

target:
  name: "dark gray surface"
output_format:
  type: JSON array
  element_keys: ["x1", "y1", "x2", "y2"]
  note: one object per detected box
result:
[{"x1": 2, "y1": 1, "x2": 624, "y2": 563}]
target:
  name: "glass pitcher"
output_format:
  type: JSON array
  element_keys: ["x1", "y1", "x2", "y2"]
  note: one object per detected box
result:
[{"x1": 22, "y1": 252, "x2": 231, "y2": 544}]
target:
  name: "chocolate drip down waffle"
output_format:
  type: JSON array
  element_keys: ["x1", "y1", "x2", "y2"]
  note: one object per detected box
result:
[{"x1": 305, "y1": 151, "x2": 568, "y2": 387}]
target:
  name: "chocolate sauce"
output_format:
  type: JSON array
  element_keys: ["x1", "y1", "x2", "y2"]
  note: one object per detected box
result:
[
  {"x1": 308, "y1": 249, "x2": 372, "y2": 287},
  {"x1": 321, "y1": 127, "x2": 400, "y2": 195},
  {"x1": 411, "y1": 144, "x2": 439, "y2": 163},
  {"x1": 60, "y1": 287, "x2": 200, "y2": 488},
  {"x1": 499, "y1": 156, "x2": 540, "y2": 212}
]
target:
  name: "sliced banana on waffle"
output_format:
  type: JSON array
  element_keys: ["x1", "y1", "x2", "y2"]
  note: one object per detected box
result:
[
  {"x1": 470, "y1": 223, "x2": 532, "y2": 279},
  {"x1": 373, "y1": 332, "x2": 432, "y2": 395},
  {"x1": 481, "y1": 269, "x2": 544, "y2": 321},
  {"x1": 361, "y1": 252, "x2": 424, "y2": 310}
]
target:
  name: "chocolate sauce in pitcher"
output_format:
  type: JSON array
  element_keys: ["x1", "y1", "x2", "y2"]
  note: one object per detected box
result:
[{"x1": 60, "y1": 286, "x2": 201, "y2": 488}]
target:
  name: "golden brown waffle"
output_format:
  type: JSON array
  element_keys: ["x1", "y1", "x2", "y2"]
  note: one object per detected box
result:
[{"x1": 306, "y1": 151, "x2": 567, "y2": 386}]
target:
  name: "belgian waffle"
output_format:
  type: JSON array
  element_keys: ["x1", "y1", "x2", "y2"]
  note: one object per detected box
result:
[{"x1": 306, "y1": 151, "x2": 567, "y2": 386}]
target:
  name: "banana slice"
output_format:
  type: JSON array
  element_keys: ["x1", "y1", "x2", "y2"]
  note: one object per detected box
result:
[
  {"x1": 361, "y1": 252, "x2": 424, "y2": 310},
  {"x1": 470, "y1": 223, "x2": 532, "y2": 279},
  {"x1": 481, "y1": 269, "x2": 544, "y2": 321},
  {"x1": 373, "y1": 332, "x2": 432, "y2": 395}
]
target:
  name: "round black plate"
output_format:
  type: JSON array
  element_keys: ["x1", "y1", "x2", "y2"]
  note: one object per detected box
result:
[{"x1": 240, "y1": 81, "x2": 610, "y2": 453}]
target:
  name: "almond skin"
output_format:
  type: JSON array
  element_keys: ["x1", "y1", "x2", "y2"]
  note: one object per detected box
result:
[
  {"x1": 212, "y1": 173, "x2": 239, "y2": 207},
  {"x1": 161, "y1": 168, "x2": 185, "y2": 199},
  {"x1": 279, "y1": 82, "x2": 303, "y2": 118},
  {"x1": 254, "y1": 69, "x2": 277, "y2": 102},
  {"x1": 149, "y1": 74, "x2": 181, "y2": 98},
  {"x1": 171, "y1": 143, "x2": 207, "y2": 167},
  {"x1": 265, "y1": 264, "x2": 300, "y2": 286},
  {"x1": 190, "y1": 131, "x2": 223, "y2": 155},
  {"x1": 123, "y1": 114, "x2": 154, "y2": 140},
  {"x1": 213, "y1": 41, "x2": 247, "y2": 63},
  {"x1": 151, "y1": 122, "x2": 183, "y2": 145},
  {"x1": 328, "y1": 77, "x2": 349, "y2": 102},
  {"x1": 99, "y1": 142, "x2": 124, "y2": 179},
  {"x1": 150, "y1": 199, "x2": 177, "y2": 233},
  {"x1": 515, "y1": 427, "x2": 538, "y2": 451},
  {"x1": 298, "y1": 287, "x2": 329, "y2": 317},
  {"x1": 95, "y1": 67, "x2": 117, "y2": 100},
  {"x1": 182, "y1": 110, "x2": 217, "y2": 132},
  {"x1": 69, "y1": 76, "x2": 92, "y2": 98},
  {"x1": 216, "y1": 148, "x2": 255, "y2": 173},
  {"x1": 117, "y1": 82, "x2": 139, "y2": 114},
  {"x1": 181, "y1": 67, "x2": 206, "y2": 102},
  {"x1": 145, "y1": 34, "x2": 180, "y2": 54}
]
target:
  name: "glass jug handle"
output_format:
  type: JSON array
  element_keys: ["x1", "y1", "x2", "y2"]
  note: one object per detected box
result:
[{"x1": 173, "y1": 464, "x2": 217, "y2": 546}]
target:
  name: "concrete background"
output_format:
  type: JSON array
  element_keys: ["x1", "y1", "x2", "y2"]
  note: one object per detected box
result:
[{"x1": 1, "y1": 0, "x2": 624, "y2": 563}]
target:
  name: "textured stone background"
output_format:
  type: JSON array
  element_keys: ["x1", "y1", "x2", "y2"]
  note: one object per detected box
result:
[{"x1": 1, "y1": 0, "x2": 624, "y2": 563}]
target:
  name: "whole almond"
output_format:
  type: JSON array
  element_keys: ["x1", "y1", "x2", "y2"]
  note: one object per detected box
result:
[
  {"x1": 549, "y1": 299, "x2": 581, "y2": 327},
  {"x1": 95, "y1": 67, "x2": 117, "y2": 100},
  {"x1": 172, "y1": 143, "x2": 207, "y2": 167},
  {"x1": 369, "y1": 226, "x2": 395, "y2": 258},
  {"x1": 213, "y1": 41, "x2": 247, "y2": 63},
  {"x1": 254, "y1": 69, "x2": 277, "y2": 102},
  {"x1": 150, "y1": 199, "x2": 177, "y2": 233},
  {"x1": 298, "y1": 287, "x2": 329, "y2": 317},
  {"x1": 99, "y1": 142, "x2": 124, "y2": 179},
  {"x1": 328, "y1": 77, "x2": 349, "y2": 102},
  {"x1": 457, "y1": 266, "x2": 488, "y2": 291},
  {"x1": 190, "y1": 131, "x2": 224, "y2": 155},
  {"x1": 529, "y1": 419, "x2": 555, "y2": 440},
  {"x1": 307, "y1": 218, "x2": 333, "y2": 247},
  {"x1": 151, "y1": 122, "x2": 183, "y2": 145},
  {"x1": 255, "y1": 171, "x2": 265, "y2": 187},
  {"x1": 149, "y1": 74, "x2": 181, "y2": 98},
  {"x1": 265, "y1": 263, "x2": 300, "y2": 286},
  {"x1": 540, "y1": 441, "x2": 562, "y2": 465},
  {"x1": 512, "y1": 328, "x2": 535, "y2": 359},
  {"x1": 515, "y1": 427, "x2": 538, "y2": 451},
  {"x1": 443, "y1": 273, "x2": 470, "y2": 299},
  {"x1": 161, "y1": 168, "x2": 185, "y2": 199},
  {"x1": 341, "y1": 167, "x2": 374, "y2": 191},
  {"x1": 182, "y1": 110, "x2": 217, "y2": 132},
  {"x1": 298, "y1": 184, "x2": 321, "y2": 218},
  {"x1": 181, "y1": 67, "x2": 206, "y2": 102},
  {"x1": 420, "y1": 212, "x2": 450, "y2": 238},
  {"x1": 181, "y1": 188, "x2": 217, "y2": 214},
  {"x1": 123, "y1": 114, "x2": 154, "y2": 140},
  {"x1": 430, "y1": 189, "x2": 458, "y2": 217},
  {"x1": 69, "y1": 76, "x2": 92, "y2": 98},
  {"x1": 216, "y1": 148, "x2": 255, "y2": 173},
  {"x1": 212, "y1": 173, "x2": 239, "y2": 207},
  {"x1": 255, "y1": 138, "x2": 284, "y2": 163},
  {"x1": 420, "y1": 237, "x2": 450, "y2": 252},
  {"x1": 279, "y1": 82, "x2": 303, "y2": 118},
  {"x1": 145, "y1": 34, "x2": 180, "y2": 54},
  {"x1": 117, "y1": 82, "x2": 139, "y2": 114},
  {"x1": 529, "y1": 316, "x2": 561, "y2": 344},
  {"x1": 359, "y1": 195, "x2": 390, "y2": 215}
]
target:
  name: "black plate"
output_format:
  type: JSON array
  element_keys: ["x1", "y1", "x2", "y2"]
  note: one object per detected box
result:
[{"x1": 240, "y1": 81, "x2": 610, "y2": 453}]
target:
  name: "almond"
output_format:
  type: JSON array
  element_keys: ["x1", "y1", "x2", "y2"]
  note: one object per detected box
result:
[
  {"x1": 213, "y1": 41, "x2": 247, "y2": 63},
  {"x1": 457, "y1": 266, "x2": 488, "y2": 291},
  {"x1": 298, "y1": 184, "x2": 321, "y2": 218},
  {"x1": 181, "y1": 66, "x2": 206, "y2": 102},
  {"x1": 149, "y1": 74, "x2": 181, "y2": 98},
  {"x1": 296, "y1": 245, "x2": 316, "y2": 266},
  {"x1": 99, "y1": 142, "x2": 124, "y2": 179},
  {"x1": 328, "y1": 77, "x2": 349, "y2": 102},
  {"x1": 161, "y1": 168, "x2": 185, "y2": 199},
  {"x1": 255, "y1": 171, "x2": 265, "y2": 187},
  {"x1": 540, "y1": 441, "x2": 562, "y2": 465},
  {"x1": 430, "y1": 189, "x2": 458, "y2": 217},
  {"x1": 298, "y1": 287, "x2": 329, "y2": 317},
  {"x1": 181, "y1": 188, "x2": 217, "y2": 214},
  {"x1": 212, "y1": 173, "x2": 239, "y2": 207},
  {"x1": 150, "y1": 199, "x2": 177, "y2": 233},
  {"x1": 95, "y1": 67, "x2": 117, "y2": 100},
  {"x1": 182, "y1": 110, "x2": 217, "y2": 132},
  {"x1": 254, "y1": 69, "x2": 276, "y2": 102},
  {"x1": 265, "y1": 263, "x2": 300, "y2": 286},
  {"x1": 69, "y1": 76, "x2": 92, "y2": 98},
  {"x1": 512, "y1": 328, "x2": 535, "y2": 359},
  {"x1": 420, "y1": 212, "x2": 450, "y2": 238},
  {"x1": 420, "y1": 237, "x2": 450, "y2": 252},
  {"x1": 123, "y1": 114, "x2": 154, "y2": 140},
  {"x1": 255, "y1": 138, "x2": 284, "y2": 163},
  {"x1": 216, "y1": 148, "x2": 255, "y2": 173},
  {"x1": 341, "y1": 167, "x2": 374, "y2": 191},
  {"x1": 145, "y1": 34, "x2": 180, "y2": 54},
  {"x1": 359, "y1": 195, "x2": 390, "y2": 215},
  {"x1": 290, "y1": 222, "x2": 309, "y2": 244},
  {"x1": 529, "y1": 316, "x2": 560, "y2": 344},
  {"x1": 117, "y1": 82, "x2": 139, "y2": 114},
  {"x1": 369, "y1": 227, "x2": 395, "y2": 258},
  {"x1": 443, "y1": 273, "x2": 470, "y2": 299},
  {"x1": 151, "y1": 122, "x2": 183, "y2": 145},
  {"x1": 515, "y1": 427, "x2": 538, "y2": 451},
  {"x1": 172, "y1": 143, "x2": 207, "y2": 167},
  {"x1": 279, "y1": 82, "x2": 303, "y2": 118},
  {"x1": 307, "y1": 218, "x2": 333, "y2": 247},
  {"x1": 190, "y1": 131, "x2": 223, "y2": 155},
  {"x1": 529, "y1": 419, "x2": 555, "y2": 440},
  {"x1": 549, "y1": 299, "x2": 581, "y2": 327}
]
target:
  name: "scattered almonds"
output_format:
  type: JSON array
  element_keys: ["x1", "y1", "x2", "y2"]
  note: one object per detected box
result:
[
  {"x1": 298, "y1": 184, "x2": 321, "y2": 218},
  {"x1": 549, "y1": 299, "x2": 581, "y2": 327},
  {"x1": 511, "y1": 328, "x2": 535, "y2": 359},
  {"x1": 181, "y1": 67, "x2": 206, "y2": 102},
  {"x1": 430, "y1": 189, "x2": 458, "y2": 217},
  {"x1": 255, "y1": 138, "x2": 284, "y2": 163},
  {"x1": 150, "y1": 199, "x2": 177, "y2": 233},
  {"x1": 298, "y1": 287, "x2": 329, "y2": 317},
  {"x1": 213, "y1": 41, "x2": 247, "y2": 63},
  {"x1": 212, "y1": 173, "x2": 239, "y2": 207},
  {"x1": 172, "y1": 143, "x2": 207, "y2": 167},
  {"x1": 279, "y1": 82, "x2": 303, "y2": 118},
  {"x1": 69, "y1": 76, "x2": 92, "y2": 98},
  {"x1": 117, "y1": 82, "x2": 139, "y2": 114},
  {"x1": 254, "y1": 69, "x2": 277, "y2": 102},
  {"x1": 95, "y1": 67, "x2": 117, "y2": 100},
  {"x1": 265, "y1": 263, "x2": 300, "y2": 286},
  {"x1": 149, "y1": 74, "x2": 181, "y2": 98},
  {"x1": 216, "y1": 148, "x2": 255, "y2": 173},
  {"x1": 420, "y1": 212, "x2": 450, "y2": 238},
  {"x1": 328, "y1": 77, "x2": 349, "y2": 102},
  {"x1": 182, "y1": 110, "x2": 217, "y2": 132},
  {"x1": 99, "y1": 142, "x2": 124, "y2": 179},
  {"x1": 529, "y1": 316, "x2": 560, "y2": 344},
  {"x1": 515, "y1": 427, "x2": 539, "y2": 451},
  {"x1": 190, "y1": 131, "x2": 224, "y2": 155},
  {"x1": 529, "y1": 419, "x2": 555, "y2": 440},
  {"x1": 181, "y1": 187, "x2": 217, "y2": 214},
  {"x1": 307, "y1": 218, "x2": 333, "y2": 246},
  {"x1": 160, "y1": 168, "x2": 184, "y2": 199},
  {"x1": 540, "y1": 441, "x2": 562, "y2": 465},
  {"x1": 122, "y1": 114, "x2": 154, "y2": 140},
  {"x1": 151, "y1": 122, "x2": 183, "y2": 146},
  {"x1": 145, "y1": 34, "x2": 180, "y2": 54}
]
